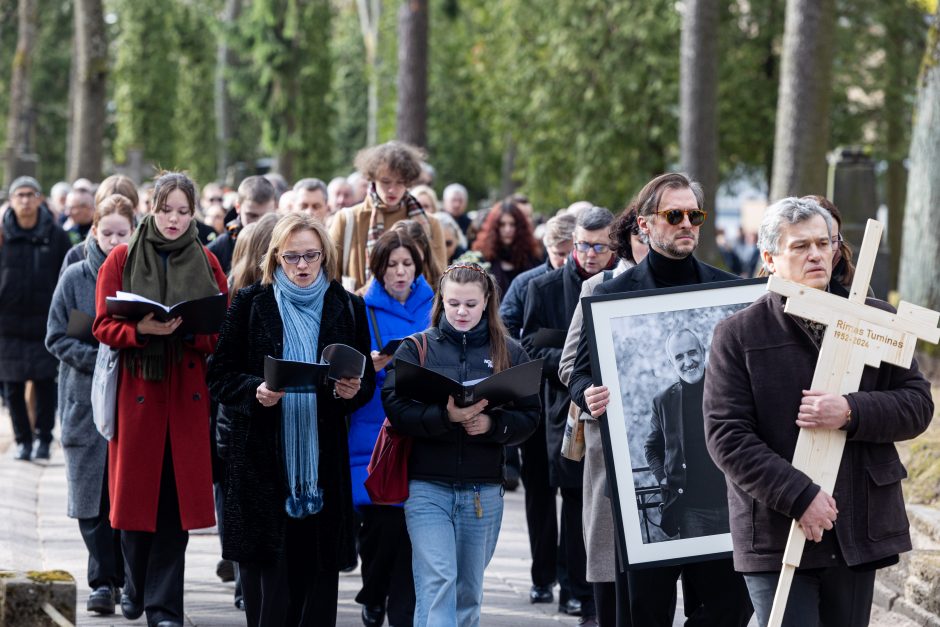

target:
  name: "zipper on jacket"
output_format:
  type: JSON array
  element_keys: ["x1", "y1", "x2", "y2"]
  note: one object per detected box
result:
[{"x1": 457, "y1": 331, "x2": 468, "y2": 481}]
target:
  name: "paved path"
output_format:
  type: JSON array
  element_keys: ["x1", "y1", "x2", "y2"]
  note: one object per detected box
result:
[{"x1": 0, "y1": 410, "x2": 918, "y2": 627}]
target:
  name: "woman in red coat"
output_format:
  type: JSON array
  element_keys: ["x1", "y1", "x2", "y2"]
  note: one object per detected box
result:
[{"x1": 93, "y1": 172, "x2": 228, "y2": 627}]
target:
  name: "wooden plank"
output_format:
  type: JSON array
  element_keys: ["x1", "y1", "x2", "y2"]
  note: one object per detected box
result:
[{"x1": 848, "y1": 219, "x2": 882, "y2": 305}]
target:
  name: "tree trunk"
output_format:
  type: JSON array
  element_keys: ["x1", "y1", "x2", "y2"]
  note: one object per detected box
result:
[
  {"x1": 356, "y1": 0, "x2": 380, "y2": 147},
  {"x1": 898, "y1": 11, "x2": 940, "y2": 313},
  {"x1": 4, "y1": 0, "x2": 40, "y2": 188},
  {"x1": 214, "y1": 0, "x2": 241, "y2": 183},
  {"x1": 769, "y1": 0, "x2": 836, "y2": 201},
  {"x1": 396, "y1": 0, "x2": 429, "y2": 148},
  {"x1": 68, "y1": 0, "x2": 107, "y2": 182},
  {"x1": 679, "y1": 0, "x2": 720, "y2": 266},
  {"x1": 883, "y1": 13, "x2": 909, "y2": 293}
]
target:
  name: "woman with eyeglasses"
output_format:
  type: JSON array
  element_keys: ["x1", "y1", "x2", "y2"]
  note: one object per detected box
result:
[
  {"x1": 382, "y1": 262, "x2": 540, "y2": 626},
  {"x1": 207, "y1": 213, "x2": 375, "y2": 626},
  {"x1": 471, "y1": 197, "x2": 543, "y2": 297},
  {"x1": 92, "y1": 172, "x2": 229, "y2": 627}
]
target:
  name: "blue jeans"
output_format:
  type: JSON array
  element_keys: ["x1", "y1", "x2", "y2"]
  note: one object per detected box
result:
[{"x1": 404, "y1": 480, "x2": 503, "y2": 627}]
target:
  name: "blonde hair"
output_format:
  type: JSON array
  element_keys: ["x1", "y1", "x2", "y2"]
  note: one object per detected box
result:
[
  {"x1": 410, "y1": 184, "x2": 439, "y2": 213},
  {"x1": 93, "y1": 194, "x2": 136, "y2": 229},
  {"x1": 231, "y1": 213, "x2": 278, "y2": 292},
  {"x1": 260, "y1": 213, "x2": 337, "y2": 285}
]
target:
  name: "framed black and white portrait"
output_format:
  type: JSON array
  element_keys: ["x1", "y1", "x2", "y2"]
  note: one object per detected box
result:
[{"x1": 583, "y1": 279, "x2": 767, "y2": 569}]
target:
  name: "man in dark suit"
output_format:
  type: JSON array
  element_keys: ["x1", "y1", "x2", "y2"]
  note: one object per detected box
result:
[
  {"x1": 645, "y1": 329, "x2": 729, "y2": 540},
  {"x1": 568, "y1": 172, "x2": 752, "y2": 627}
]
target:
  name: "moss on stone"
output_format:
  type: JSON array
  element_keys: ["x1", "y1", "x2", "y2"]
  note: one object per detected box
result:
[
  {"x1": 900, "y1": 383, "x2": 940, "y2": 507},
  {"x1": 24, "y1": 570, "x2": 74, "y2": 584}
]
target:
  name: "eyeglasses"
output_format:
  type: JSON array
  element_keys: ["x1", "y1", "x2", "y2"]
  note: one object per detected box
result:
[
  {"x1": 830, "y1": 234, "x2": 843, "y2": 248},
  {"x1": 654, "y1": 208, "x2": 707, "y2": 226},
  {"x1": 575, "y1": 241, "x2": 611, "y2": 254},
  {"x1": 281, "y1": 251, "x2": 322, "y2": 264},
  {"x1": 12, "y1": 191, "x2": 38, "y2": 200}
]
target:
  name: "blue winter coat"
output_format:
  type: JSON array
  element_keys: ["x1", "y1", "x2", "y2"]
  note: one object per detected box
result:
[{"x1": 348, "y1": 276, "x2": 434, "y2": 509}]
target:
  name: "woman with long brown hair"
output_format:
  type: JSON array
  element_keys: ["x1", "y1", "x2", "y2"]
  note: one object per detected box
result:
[
  {"x1": 471, "y1": 198, "x2": 543, "y2": 296},
  {"x1": 93, "y1": 172, "x2": 229, "y2": 626},
  {"x1": 381, "y1": 262, "x2": 539, "y2": 626}
]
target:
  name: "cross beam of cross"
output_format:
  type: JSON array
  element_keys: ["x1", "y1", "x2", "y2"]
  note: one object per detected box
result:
[{"x1": 764, "y1": 219, "x2": 940, "y2": 627}]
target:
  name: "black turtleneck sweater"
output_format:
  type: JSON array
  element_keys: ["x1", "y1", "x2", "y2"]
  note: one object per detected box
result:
[
  {"x1": 647, "y1": 247, "x2": 701, "y2": 287},
  {"x1": 681, "y1": 376, "x2": 727, "y2": 509}
]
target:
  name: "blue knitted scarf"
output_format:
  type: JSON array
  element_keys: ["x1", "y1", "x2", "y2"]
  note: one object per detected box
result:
[{"x1": 273, "y1": 266, "x2": 327, "y2": 518}]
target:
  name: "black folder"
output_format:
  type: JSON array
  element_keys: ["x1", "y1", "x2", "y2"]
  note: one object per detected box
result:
[
  {"x1": 378, "y1": 338, "x2": 404, "y2": 355},
  {"x1": 65, "y1": 309, "x2": 96, "y2": 344},
  {"x1": 395, "y1": 358, "x2": 543, "y2": 408},
  {"x1": 264, "y1": 343, "x2": 367, "y2": 393},
  {"x1": 105, "y1": 291, "x2": 227, "y2": 335}
]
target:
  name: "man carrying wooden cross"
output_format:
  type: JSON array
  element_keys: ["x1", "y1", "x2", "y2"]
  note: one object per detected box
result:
[{"x1": 703, "y1": 197, "x2": 934, "y2": 626}]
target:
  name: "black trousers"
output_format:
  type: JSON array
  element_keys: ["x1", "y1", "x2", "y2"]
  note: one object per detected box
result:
[
  {"x1": 121, "y1": 440, "x2": 189, "y2": 625},
  {"x1": 744, "y1": 565, "x2": 875, "y2": 627},
  {"x1": 560, "y1": 486, "x2": 595, "y2": 615},
  {"x1": 77, "y1": 464, "x2": 124, "y2": 589},
  {"x1": 355, "y1": 505, "x2": 415, "y2": 625},
  {"x1": 520, "y1": 417, "x2": 558, "y2": 588},
  {"x1": 2, "y1": 379, "x2": 56, "y2": 446},
  {"x1": 214, "y1": 480, "x2": 242, "y2": 604},
  {"x1": 627, "y1": 558, "x2": 752, "y2": 627},
  {"x1": 594, "y1": 565, "x2": 631, "y2": 627},
  {"x1": 240, "y1": 514, "x2": 340, "y2": 627}
]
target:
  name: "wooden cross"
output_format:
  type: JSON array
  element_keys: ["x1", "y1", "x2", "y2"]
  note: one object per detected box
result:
[{"x1": 764, "y1": 219, "x2": 940, "y2": 627}]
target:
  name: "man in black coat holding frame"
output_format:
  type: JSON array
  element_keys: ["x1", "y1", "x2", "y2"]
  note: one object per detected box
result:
[{"x1": 568, "y1": 173, "x2": 752, "y2": 627}]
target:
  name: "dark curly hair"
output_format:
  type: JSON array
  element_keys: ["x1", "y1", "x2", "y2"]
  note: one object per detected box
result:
[
  {"x1": 611, "y1": 201, "x2": 642, "y2": 264},
  {"x1": 353, "y1": 141, "x2": 424, "y2": 185},
  {"x1": 471, "y1": 197, "x2": 542, "y2": 269}
]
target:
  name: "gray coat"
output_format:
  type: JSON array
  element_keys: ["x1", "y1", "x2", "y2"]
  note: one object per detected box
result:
[
  {"x1": 45, "y1": 259, "x2": 106, "y2": 519},
  {"x1": 558, "y1": 261, "x2": 630, "y2": 582}
]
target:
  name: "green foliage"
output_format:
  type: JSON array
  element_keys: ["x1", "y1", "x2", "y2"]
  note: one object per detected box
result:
[
  {"x1": 474, "y1": 0, "x2": 682, "y2": 212},
  {"x1": 28, "y1": 0, "x2": 72, "y2": 189},
  {"x1": 328, "y1": 0, "x2": 368, "y2": 175},
  {"x1": 424, "y1": 0, "x2": 500, "y2": 200},
  {"x1": 829, "y1": 0, "x2": 928, "y2": 160},
  {"x1": 0, "y1": 0, "x2": 17, "y2": 184},
  {"x1": 112, "y1": 0, "x2": 179, "y2": 169},
  {"x1": 231, "y1": 0, "x2": 335, "y2": 181},
  {"x1": 717, "y1": 0, "x2": 783, "y2": 186},
  {"x1": 171, "y1": 2, "x2": 218, "y2": 186}
]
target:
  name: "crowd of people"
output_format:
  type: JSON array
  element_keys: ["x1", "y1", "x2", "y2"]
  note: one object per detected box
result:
[{"x1": 0, "y1": 140, "x2": 932, "y2": 627}]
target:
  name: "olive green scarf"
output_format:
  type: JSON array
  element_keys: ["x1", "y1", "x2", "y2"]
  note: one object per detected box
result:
[{"x1": 122, "y1": 214, "x2": 219, "y2": 380}]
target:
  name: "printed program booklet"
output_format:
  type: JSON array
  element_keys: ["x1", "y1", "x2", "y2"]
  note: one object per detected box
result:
[{"x1": 105, "y1": 291, "x2": 227, "y2": 335}]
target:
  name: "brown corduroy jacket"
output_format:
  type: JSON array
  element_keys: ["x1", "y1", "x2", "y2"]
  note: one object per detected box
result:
[
  {"x1": 328, "y1": 197, "x2": 447, "y2": 292},
  {"x1": 704, "y1": 291, "x2": 933, "y2": 572}
]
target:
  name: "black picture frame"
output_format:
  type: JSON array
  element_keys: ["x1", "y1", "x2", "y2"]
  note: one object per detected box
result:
[{"x1": 583, "y1": 278, "x2": 767, "y2": 570}]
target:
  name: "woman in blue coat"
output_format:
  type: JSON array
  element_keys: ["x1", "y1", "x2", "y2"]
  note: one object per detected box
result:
[{"x1": 349, "y1": 229, "x2": 434, "y2": 627}]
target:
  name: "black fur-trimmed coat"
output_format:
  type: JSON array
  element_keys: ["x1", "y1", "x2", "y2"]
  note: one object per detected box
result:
[{"x1": 207, "y1": 280, "x2": 375, "y2": 567}]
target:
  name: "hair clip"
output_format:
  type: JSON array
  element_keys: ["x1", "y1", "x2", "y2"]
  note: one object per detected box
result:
[{"x1": 443, "y1": 262, "x2": 488, "y2": 277}]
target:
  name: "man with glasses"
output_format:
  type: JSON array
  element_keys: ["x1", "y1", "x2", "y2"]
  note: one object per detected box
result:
[
  {"x1": 568, "y1": 173, "x2": 752, "y2": 627},
  {"x1": 521, "y1": 206, "x2": 617, "y2": 625},
  {"x1": 0, "y1": 176, "x2": 72, "y2": 461}
]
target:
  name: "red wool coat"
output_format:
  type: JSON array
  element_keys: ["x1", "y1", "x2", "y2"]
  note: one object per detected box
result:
[{"x1": 93, "y1": 243, "x2": 228, "y2": 532}]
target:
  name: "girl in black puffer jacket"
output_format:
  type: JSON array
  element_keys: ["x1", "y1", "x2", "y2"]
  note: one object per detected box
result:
[{"x1": 382, "y1": 262, "x2": 539, "y2": 626}]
